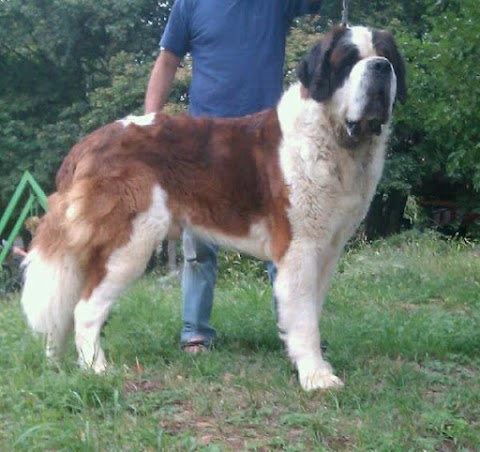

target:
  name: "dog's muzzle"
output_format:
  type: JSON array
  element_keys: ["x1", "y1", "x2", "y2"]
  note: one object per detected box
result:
[
  {"x1": 346, "y1": 118, "x2": 384, "y2": 137},
  {"x1": 346, "y1": 58, "x2": 393, "y2": 138}
]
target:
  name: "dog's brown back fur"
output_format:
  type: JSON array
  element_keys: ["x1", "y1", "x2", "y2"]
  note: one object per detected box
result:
[{"x1": 37, "y1": 108, "x2": 292, "y2": 299}]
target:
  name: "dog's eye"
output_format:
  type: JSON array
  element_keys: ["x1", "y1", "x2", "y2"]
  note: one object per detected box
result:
[
  {"x1": 336, "y1": 62, "x2": 354, "y2": 79},
  {"x1": 336, "y1": 50, "x2": 360, "y2": 78}
]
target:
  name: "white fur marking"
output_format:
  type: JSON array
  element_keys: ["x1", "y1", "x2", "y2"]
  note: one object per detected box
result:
[
  {"x1": 349, "y1": 26, "x2": 376, "y2": 58},
  {"x1": 118, "y1": 112, "x2": 156, "y2": 128},
  {"x1": 190, "y1": 220, "x2": 272, "y2": 261},
  {"x1": 65, "y1": 205, "x2": 76, "y2": 220},
  {"x1": 21, "y1": 250, "x2": 82, "y2": 336}
]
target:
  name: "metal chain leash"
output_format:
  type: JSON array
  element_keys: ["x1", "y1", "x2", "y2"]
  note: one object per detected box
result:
[{"x1": 341, "y1": 0, "x2": 349, "y2": 26}]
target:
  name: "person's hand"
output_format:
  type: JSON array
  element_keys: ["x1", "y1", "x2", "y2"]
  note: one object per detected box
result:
[{"x1": 12, "y1": 246, "x2": 28, "y2": 258}]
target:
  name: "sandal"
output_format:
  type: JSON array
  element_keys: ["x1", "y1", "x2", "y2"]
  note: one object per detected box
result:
[{"x1": 180, "y1": 337, "x2": 211, "y2": 355}]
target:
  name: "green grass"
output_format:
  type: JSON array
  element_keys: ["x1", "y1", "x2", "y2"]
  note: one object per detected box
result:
[{"x1": 1, "y1": 231, "x2": 479, "y2": 450}]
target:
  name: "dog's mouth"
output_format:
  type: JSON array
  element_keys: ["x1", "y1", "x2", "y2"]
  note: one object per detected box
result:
[
  {"x1": 345, "y1": 118, "x2": 385, "y2": 138},
  {"x1": 345, "y1": 82, "x2": 392, "y2": 139}
]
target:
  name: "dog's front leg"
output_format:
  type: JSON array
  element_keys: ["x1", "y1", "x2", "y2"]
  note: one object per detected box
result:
[{"x1": 275, "y1": 242, "x2": 343, "y2": 390}]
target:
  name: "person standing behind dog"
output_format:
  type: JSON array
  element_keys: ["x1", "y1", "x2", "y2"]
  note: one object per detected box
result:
[{"x1": 145, "y1": 0, "x2": 323, "y2": 354}]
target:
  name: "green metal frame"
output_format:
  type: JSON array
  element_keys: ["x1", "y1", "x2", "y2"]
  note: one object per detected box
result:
[{"x1": 0, "y1": 171, "x2": 48, "y2": 267}]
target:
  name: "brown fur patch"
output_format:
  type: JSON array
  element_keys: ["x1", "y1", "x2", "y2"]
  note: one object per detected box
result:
[
  {"x1": 112, "y1": 110, "x2": 291, "y2": 260},
  {"x1": 56, "y1": 123, "x2": 126, "y2": 190},
  {"x1": 118, "y1": 112, "x2": 287, "y2": 228}
]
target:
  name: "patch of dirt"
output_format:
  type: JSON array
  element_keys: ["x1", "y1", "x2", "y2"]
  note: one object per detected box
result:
[
  {"x1": 123, "y1": 379, "x2": 164, "y2": 395},
  {"x1": 321, "y1": 435, "x2": 354, "y2": 450},
  {"x1": 157, "y1": 399, "x2": 295, "y2": 450}
]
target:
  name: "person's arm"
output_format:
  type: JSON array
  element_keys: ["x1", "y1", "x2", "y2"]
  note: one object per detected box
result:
[
  {"x1": 144, "y1": 49, "x2": 182, "y2": 114},
  {"x1": 12, "y1": 246, "x2": 27, "y2": 258}
]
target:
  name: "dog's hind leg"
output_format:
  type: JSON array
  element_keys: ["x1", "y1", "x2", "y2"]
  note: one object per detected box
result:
[
  {"x1": 46, "y1": 320, "x2": 74, "y2": 360},
  {"x1": 74, "y1": 186, "x2": 170, "y2": 372},
  {"x1": 74, "y1": 293, "x2": 115, "y2": 373},
  {"x1": 274, "y1": 241, "x2": 344, "y2": 391}
]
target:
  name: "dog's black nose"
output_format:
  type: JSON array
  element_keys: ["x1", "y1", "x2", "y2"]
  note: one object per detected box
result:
[
  {"x1": 371, "y1": 59, "x2": 391, "y2": 75},
  {"x1": 346, "y1": 120, "x2": 361, "y2": 137}
]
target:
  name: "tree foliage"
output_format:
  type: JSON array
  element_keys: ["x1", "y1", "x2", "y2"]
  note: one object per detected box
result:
[
  {"x1": 0, "y1": 0, "x2": 171, "y2": 202},
  {"x1": 365, "y1": 0, "x2": 480, "y2": 237}
]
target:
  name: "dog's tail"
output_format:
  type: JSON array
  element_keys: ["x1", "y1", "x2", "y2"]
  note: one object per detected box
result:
[
  {"x1": 21, "y1": 192, "x2": 86, "y2": 335},
  {"x1": 21, "y1": 248, "x2": 83, "y2": 334}
]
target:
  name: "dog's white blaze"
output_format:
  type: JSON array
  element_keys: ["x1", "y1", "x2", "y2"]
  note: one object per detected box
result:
[
  {"x1": 341, "y1": 58, "x2": 373, "y2": 122},
  {"x1": 342, "y1": 58, "x2": 371, "y2": 121},
  {"x1": 118, "y1": 112, "x2": 156, "y2": 128},
  {"x1": 349, "y1": 26, "x2": 376, "y2": 58}
]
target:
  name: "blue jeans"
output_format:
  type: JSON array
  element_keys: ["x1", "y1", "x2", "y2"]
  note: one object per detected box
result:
[{"x1": 180, "y1": 229, "x2": 277, "y2": 346}]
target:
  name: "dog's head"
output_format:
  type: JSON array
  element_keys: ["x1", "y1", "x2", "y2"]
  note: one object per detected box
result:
[{"x1": 297, "y1": 25, "x2": 406, "y2": 140}]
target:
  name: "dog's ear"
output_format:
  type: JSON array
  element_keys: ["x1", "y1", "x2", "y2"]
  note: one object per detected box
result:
[
  {"x1": 296, "y1": 26, "x2": 348, "y2": 102},
  {"x1": 296, "y1": 41, "x2": 331, "y2": 101},
  {"x1": 373, "y1": 30, "x2": 407, "y2": 104},
  {"x1": 296, "y1": 58, "x2": 313, "y2": 89}
]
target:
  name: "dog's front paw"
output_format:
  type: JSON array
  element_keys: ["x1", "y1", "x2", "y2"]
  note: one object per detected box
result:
[
  {"x1": 78, "y1": 348, "x2": 108, "y2": 374},
  {"x1": 297, "y1": 359, "x2": 344, "y2": 391},
  {"x1": 299, "y1": 370, "x2": 344, "y2": 390},
  {"x1": 92, "y1": 358, "x2": 108, "y2": 374}
]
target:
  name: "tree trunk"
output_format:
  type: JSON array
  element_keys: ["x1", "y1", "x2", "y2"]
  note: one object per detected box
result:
[
  {"x1": 364, "y1": 190, "x2": 408, "y2": 240},
  {"x1": 167, "y1": 240, "x2": 178, "y2": 273}
]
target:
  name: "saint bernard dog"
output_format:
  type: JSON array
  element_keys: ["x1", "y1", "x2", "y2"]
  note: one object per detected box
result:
[{"x1": 21, "y1": 25, "x2": 406, "y2": 390}]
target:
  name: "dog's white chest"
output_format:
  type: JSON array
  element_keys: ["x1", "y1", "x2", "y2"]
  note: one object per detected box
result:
[{"x1": 281, "y1": 132, "x2": 384, "y2": 243}]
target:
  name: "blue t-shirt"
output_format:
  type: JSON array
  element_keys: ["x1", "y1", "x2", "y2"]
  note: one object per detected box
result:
[{"x1": 160, "y1": 0, "x2": 321, "y2": 118}]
